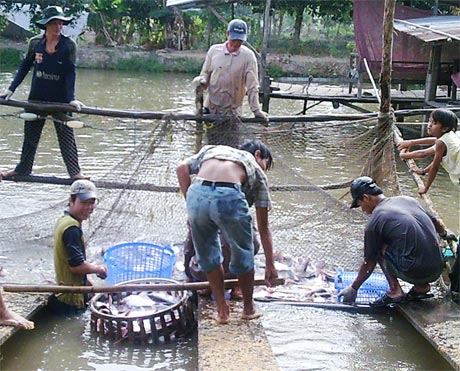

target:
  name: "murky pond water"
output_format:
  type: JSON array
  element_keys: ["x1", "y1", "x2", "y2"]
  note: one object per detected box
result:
[{"x1": 0, "y1": 69, "x2": 456, "y2": 370}]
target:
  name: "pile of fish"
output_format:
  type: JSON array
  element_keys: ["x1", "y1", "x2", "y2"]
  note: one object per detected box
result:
[
  {"x1": 92, "y1": 291, "x2": 178, "y2": 318},
  {"x1": 254, "y1": 251, "x2": 339, "y2": 303}
]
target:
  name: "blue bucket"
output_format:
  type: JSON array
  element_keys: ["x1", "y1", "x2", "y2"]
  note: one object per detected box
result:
[
  {"x1": 104, "y1": 242, "x2": 176, "y2": 285},
  {"x1": 334, "y1": 268, "x2": 389, "y2": 304}
]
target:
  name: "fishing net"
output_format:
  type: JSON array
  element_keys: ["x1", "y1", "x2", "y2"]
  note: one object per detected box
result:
[{"x1": 0, "y1": 102, "x2": 402, "y2": 274}]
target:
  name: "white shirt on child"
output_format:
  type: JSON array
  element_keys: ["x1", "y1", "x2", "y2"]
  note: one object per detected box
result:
[{"x1": 439, "y1": 131, "x2": 460, "y2": 185}]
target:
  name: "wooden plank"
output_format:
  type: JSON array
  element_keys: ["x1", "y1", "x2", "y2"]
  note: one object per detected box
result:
[{"x1": 397, "y1": 300, "x2": 460, "y2": 370}]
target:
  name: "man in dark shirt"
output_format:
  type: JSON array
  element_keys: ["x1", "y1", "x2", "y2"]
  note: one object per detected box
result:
[
  {"x1": 339, "y1": 176, "x2": 447, "y2": 307},
  {"x1": 1, "y1": 6, "x2": 86, "y2": 179}
]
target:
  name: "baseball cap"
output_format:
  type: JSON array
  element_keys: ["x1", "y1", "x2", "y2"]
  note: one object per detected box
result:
[
  {"x1": 227, "y1": 19, "x2": 247, "y2": 41},
  {"x1": 350, "y1": 176, "x2": 383, "y2": 208},
  {"x1": 70, "y1": 179, "x2": 97, "y2": 201}
]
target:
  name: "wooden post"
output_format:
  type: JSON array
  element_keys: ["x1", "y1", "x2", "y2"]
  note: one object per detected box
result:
[
  {"x1": 379, "y1": 0, "x2": 395, "y2": 114},
  {"x1": 451, "y1": 59, "x2": 459, "y2": 102},
  {"x1": 424, "y1": 45, "x2": 442, "y2": 104},
  {"x1": 261, "y1": 0, "x2": 272, "y2": 114}
]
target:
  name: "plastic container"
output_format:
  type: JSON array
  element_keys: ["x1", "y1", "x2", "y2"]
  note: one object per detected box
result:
[
  {"x1": 334, "y1": 268, "x2": 389, "y2": 304},
  {"x1": 104, "y1": 242, "x2": 176, "y2": 285}
]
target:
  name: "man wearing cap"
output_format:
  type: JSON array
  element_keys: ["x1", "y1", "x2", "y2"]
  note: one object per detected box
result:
[
  {"x1": 1, "y1": 6, "x2": 86, "y2": 180},
  {"x1": 51, "y1": 180, "x2": 107, "y2": 313},
  {"x1": 192, "y1": 18, "x2": 269, "y2": 147},
  {"x1": 338, "y1": 176, "x2": 447, "y2": 307}
]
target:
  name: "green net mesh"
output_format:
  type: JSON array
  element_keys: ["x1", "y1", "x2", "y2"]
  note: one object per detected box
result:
[{"x1": 0, "y1": 104, "x2": 402, "y2": 273}]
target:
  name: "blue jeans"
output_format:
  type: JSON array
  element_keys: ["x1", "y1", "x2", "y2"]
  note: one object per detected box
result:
[{"x1": 186, "y1": 182, "x2": 254, "y2": 275}]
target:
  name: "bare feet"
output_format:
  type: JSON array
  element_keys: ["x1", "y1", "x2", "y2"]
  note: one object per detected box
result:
[
  {"x1": 241, "y1": 311, "x2": 263, "y2": 320},
  {"x1": 213, "y1": 313, "x2": 229, "y2": 325},
  {"x1": 214, "y1": 302, "x2": 230, "y2": 325},
  {"x1": 0, "y1": 308, "x2": 34, "y2": 330},
  {"x1": 1, "y1": 170, "x2": 18, "y2": 179},
  {"x1": 241, "y1": 301, "x2": 262, "y2": 320}
]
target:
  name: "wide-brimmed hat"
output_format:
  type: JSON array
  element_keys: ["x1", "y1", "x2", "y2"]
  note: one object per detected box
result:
[
  {"x1": 36, "y1": 6, "x2": 73, "y2": 30},
  {"x1": 70, "y1": 180, "x2": 97, "y2": 201},
  {"x1": 350, "y1": 176, "x2": 383, "y2": 208}
]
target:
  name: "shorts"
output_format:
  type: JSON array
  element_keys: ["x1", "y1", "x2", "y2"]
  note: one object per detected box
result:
[
  {"x1": 384, "y1": 247, "x2": 441, "y2": 285},
  {"x1": 186, "y1": 181, "x2": 254, "y2": 275}
]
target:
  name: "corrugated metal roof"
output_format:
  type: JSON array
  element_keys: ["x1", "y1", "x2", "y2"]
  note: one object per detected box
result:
[{"x1": 394, "y1": 16, "x2": 460, "y2": 43}]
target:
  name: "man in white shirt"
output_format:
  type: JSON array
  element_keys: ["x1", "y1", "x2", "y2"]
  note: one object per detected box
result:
[{"x1": 192, "y1": 19, "x2": 269, "y2": 147}]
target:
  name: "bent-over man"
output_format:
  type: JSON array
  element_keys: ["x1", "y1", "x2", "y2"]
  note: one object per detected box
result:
[
  {"x1": 339, "y1": 176, "x2": 447, "y2": 307},
  {"x1": 177, "y1": 139, "x2": 278, "y2": 324}
]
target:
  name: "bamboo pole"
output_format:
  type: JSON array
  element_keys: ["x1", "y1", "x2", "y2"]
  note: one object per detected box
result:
[
  {"x1": 1, "y1": 98, "x2": 458, "y2": 124},
  {"x1": 393, "y1": 126, "x2": 437, "y2": 214},
  {"x1": 2, "y1": 277, "x2": 285, "y2": 294}
]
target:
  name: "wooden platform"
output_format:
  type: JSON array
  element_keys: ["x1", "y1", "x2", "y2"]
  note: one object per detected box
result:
[
  {"x1": 269, "y1": 81, "x2": 459, "y2": 113},
  {"x1": 397, "y1": 298, "x2": 460, "y2": 370},
  {"x1": 0, "y1": 291, "x2": 48, "y2": 346},
  {"x1": 197, "y1": 297, "x2": 279, "y2": 371}
]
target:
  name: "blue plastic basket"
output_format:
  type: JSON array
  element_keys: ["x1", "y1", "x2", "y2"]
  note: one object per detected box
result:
[
  {"x1": 334, "y1": 268, "x2": 389, "y2": 304},
  {"x1": 104, "y1": 242, "x2": 176, "y2": 285}
]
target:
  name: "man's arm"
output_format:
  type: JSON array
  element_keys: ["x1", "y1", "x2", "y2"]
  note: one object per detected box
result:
[
  {"x1": 338, "y1": 257, "x2": 377, "y2": 304},
  {"x1": 351, "y1": 258, "x2": 377, "y2": 290},
  {"x1": 63, "y1": 226, "x2": 107, "y2": 279},
  {"x1": 255, "y1": 207, "x2": 278, "y2": 285},
  {"x1": 177, "y1": 161, "x2": 192, "y2": 198},
  {"x1": 70, "y1": 262, "x2": 107, "y2": 278}
]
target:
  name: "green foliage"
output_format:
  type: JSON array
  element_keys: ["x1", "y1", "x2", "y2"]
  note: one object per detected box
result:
[
  {"x1": 269, "y1": 37, "x2": 351, "y2": 58},
  {"x1": 115, "y1": 55, "x2": 163, "y2": 72},
  {"x1": 0, "y1": 1, "x2": 89, "y2": 33},
  {"x1": 0, "y1": 47, "x2": 22, "y2": 69},
  {"x1": 106, "y1": 54, "x2": 202, "y2": 74},
  {"x1": 266, "y1": 63, "x2": 284, "y2": 78}
]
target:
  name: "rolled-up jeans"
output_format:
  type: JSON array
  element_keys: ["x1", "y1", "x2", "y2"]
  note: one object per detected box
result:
[{"x1": 186, "y1": 181, "x2": 254, "y2": 276}]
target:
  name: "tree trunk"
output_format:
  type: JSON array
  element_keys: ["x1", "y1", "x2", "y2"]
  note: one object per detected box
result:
[
  {"x1": 293, "y1": 5, "x2": 304, "y2": 45},
  {"x1": 277, "y1": 9, "x2": 285, "y2": 37}
]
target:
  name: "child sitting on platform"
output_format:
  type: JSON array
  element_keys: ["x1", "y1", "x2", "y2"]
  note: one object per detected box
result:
[{"x1": 397, "y1": 108, "x2": 459, "y2": 194}]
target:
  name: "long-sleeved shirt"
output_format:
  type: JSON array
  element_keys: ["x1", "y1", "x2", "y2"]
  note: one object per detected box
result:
[
  {"x1": 199, "y1": 42, "x2": 261, "y2": 116},
  {"x1": 9, "y1": 33, "x2": 77, "y2": 103}
]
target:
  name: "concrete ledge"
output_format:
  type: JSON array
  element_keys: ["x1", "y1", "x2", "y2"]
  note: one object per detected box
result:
[
  {"x1": 0, "y1": 291, "x2": 48, "y2": 346},
  {"x1": 397, "y1": 299, "x2": 460, "y2": 370},
  {"x1": 198, "y1": 298, "x2": 279, "y2": 371}
]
